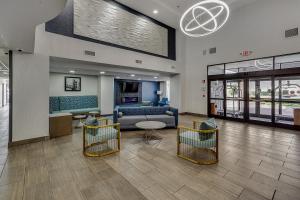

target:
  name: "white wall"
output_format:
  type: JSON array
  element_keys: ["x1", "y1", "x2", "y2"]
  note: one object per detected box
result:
[
  {"x1": 170, "y1": 74, "x2": 184, "y2": 113},
  {"x1": 12, "y1": 52, "x2": 49, "y2": 142},
  {"x1": 184, "y1": 0, "x2": 300, "y2": 115},
  {"x1": 49, "y1": 73, "x2": 98, "y2": 96},
  {"x1": 99, "y1": 76, "x2": 114, "y2": 115},
  {"x1": 0, "y1": 0, "x2": 66, "y2": 52},
  {"x1": 159, "y1": 81, "x2": 166, "y2": 100},
  {"x1": 34, "y1": 24, "x2": 186, "y2": 75}
]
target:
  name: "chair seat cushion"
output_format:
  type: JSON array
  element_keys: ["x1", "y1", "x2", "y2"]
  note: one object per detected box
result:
[
  {"x1": 118, "y1": 115, "x2": 147, "y2": 125},
  {"x1": 179, "y1": 131, "x2": 216, "y2": 148},
  {"x1": 87, "y1": 127, "x2": 118, "y2": 142}
]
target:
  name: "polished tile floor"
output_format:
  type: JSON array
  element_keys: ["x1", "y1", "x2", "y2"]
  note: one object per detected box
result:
[{"x1": 0, "y1": 114, "x2": 300, "y2": 200}]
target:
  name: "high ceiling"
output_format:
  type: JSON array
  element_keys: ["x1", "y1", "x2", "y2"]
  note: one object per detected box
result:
[
  {"x1": 0, "y1": 0, "x2": 66, "y2": 52},
  {"x1": 0, "y1": 0, "x2": 260, "y2": 53},
  {"x1": 116, "y1": 0, "x2": 260, "y2": 28}
]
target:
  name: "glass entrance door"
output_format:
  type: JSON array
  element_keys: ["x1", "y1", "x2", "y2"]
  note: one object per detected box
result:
[
  {"x1": 275, "y1": 76, "x2": 300, "y2": 125},
  {"x1": 248, "y1": 78, "x2": 272, "y2": 122},
  {"x1": 209, "y1": 80, "x2": 224, "y2": 116},
  {"x1": 226, "y1": 79, "x2": 244, "y2": 119}
]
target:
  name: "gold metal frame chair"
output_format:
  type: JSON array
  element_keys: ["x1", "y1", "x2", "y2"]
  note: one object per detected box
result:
[
  {"x1": 83, "y1": 118, "x2": 120, "y2": 157},
  {"x1": 177, "y1": 121, "x2": 219, "y2": 165}
]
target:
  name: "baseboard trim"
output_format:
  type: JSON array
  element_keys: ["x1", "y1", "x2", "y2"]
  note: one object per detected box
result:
[
  {"x1": 179, "y1": 112, "x2": 208, "y2": 117},
  {"x1": 8, "y1": 136, "x2": 50, "y2": 147}
]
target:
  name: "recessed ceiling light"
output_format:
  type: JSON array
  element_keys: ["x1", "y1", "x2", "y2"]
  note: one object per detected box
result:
[
  {"x1": 138, "y1": 78, "x2": 142, "y2": 80},
  {"x1": 154, "y1": 76, "x2": 158, "y2": 79},
  {"x1": 69, "y1": 70, "x2": 75, "y2": 74},
  {"x1": 153, "y1": 10, "x2": 158, "y2": 14},
  {"x1": 130, "y1": 74, "x2": 135, "y2": 77},
  {"x1": 116, "y1": 76, "x2": 120, "y2": 79},
  {"x1": 100, "y1": 71, "x2": 106, "y2": 74}
]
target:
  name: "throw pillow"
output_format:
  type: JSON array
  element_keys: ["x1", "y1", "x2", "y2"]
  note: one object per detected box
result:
[
  {"x1": 200, "y1": 118, "x2": 217, "y2": 130},
  {"x1": 166, "y1": 111, "x2": 174, "y2": 116},
  {"x1": 118, "y1": 112, "x2": 123, "y2": 118},
  {"x1": 199, "y1": 118, "x2": 217, "y2": 141},
  {"x1": 85, "y1": 116, "x2": 98, "y2": 126}
]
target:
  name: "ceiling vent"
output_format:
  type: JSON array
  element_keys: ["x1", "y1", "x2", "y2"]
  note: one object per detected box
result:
[
  {"x1": 84, "y1": 50, "x2": 96, "y2": 56},
  {"x1": 285, "y1": 28, "x2": 298, "y2": 38},
  {"x1": 209, "y1": 47, "x2": 217, "y2": 54}
]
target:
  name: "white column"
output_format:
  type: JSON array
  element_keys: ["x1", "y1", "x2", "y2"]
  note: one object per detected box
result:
[
  {"x1": 170, "y1": 74, "x2": 183, "y2": 112},
  {"x1": 100, "y1": 76, "x2": 114, "y2": 115},
  {"x1": 13, "y1": 52, "x2": 49, "y2": 142}
]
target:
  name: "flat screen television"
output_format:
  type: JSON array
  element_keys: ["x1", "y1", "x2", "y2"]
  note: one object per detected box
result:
[{"x1": 121, "y1": 82, "x2": 139, "y2": 93}]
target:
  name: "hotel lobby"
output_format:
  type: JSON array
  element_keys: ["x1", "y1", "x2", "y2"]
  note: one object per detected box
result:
[{"x1": 0, "y1": 0, "x2": 300, "y2": 199}]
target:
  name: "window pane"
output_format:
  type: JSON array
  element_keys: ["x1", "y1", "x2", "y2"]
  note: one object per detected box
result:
[
  {"x1": 225, "y1": 58, "x2": 273, "y2": 74},
  {"x1": 210, "y1": 100, "x2": 224, "y2": 116},
  {"x1": 226, "y1": 100, "x2": 244, "y2": 119},
  {"x1": 208, "y1": 65, "x2": 224, "y2": 75},
  {"x1": 210, "y1": 80, "x2": 224, "y2": 98},
  {"x1": 275, "y1": 76, "x2": 300, "y2": 101},
  {"x1": 249, "y1": 101, "x2": 272, "y2": 122},
  {"x1": 249, "y1": 81, "x2": 256, "y2": 99},
  {"x1": 275, "y1": 102, "x2": 300, "y2": 125},
  {"x1": 226, "y1": 80, "x2": 244, "y2": 99},
  {"x1": 275, "y1": 54, "x2": 300, "y2": 69},
  {"x1": 249, "y1": 79, "x2": 272, "y2": 100}
]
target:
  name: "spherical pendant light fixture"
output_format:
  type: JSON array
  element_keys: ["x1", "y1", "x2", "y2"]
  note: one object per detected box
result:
[{"x1": 180, "y1": 0, "x2": 230, "y2": 37}]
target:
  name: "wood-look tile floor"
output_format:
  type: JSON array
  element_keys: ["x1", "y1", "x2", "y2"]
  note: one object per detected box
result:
[{"x1": 1, "y1": 115, "x2": 300, "y2": 200}]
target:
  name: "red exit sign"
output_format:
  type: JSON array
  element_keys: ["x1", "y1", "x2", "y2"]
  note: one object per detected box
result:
[{"x1": 240, "y1": 50, "x2": 253, "y2": 57}]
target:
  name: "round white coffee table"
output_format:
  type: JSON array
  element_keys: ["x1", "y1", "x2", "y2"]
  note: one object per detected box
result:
[
  {"x1": 135, "y1": 121, "x2": 166, "y2": 144},
  {"x1": 89, "y1": 111, "x2": 100, "y2": 117}
]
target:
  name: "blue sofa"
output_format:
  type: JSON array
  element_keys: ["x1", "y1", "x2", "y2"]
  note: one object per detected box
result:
[
  {"x1": 114, "y1": 106, "x2": 178, "y2": 130},
  {"x1": 49, "y1": 95, "x2": 100, "y2": 115}
]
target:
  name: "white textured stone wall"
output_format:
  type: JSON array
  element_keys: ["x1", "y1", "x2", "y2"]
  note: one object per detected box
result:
[{"x1": 74, "y1": 0, "x2": 168, "y2": 57}]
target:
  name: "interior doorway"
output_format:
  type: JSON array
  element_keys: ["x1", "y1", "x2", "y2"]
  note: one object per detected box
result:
[
  {"x1": 248, "y1": 77, "x2": 272, "y2": 122},
  {"x1": 0, "y1": 48, "x2": 10, "y2": 149}
]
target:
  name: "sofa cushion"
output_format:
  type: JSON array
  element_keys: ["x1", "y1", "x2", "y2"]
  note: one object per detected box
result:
[
  {"x1": 146, "y1": 115, "x2": 175, "y2": 126},
  {"x1": 49, "y1": 97, "x2": 60, "y2": 113},
  {"x1": 118, "y1": 115, "x2": 147, "y2": 125},
  {"x1": 59, "y1": 96, "x2": 98, "y2": 111},
  {"x1": 144, "y1": 107, "x2": 170, "y2": 115},
  {"x1": 118, "y1": 107, "x2": 145, "y2": 116}
]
